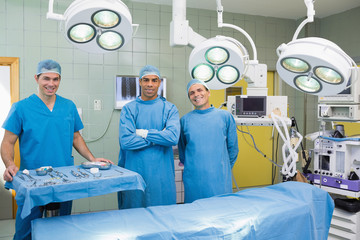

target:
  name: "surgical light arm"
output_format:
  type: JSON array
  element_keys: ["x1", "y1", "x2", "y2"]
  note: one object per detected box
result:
[
  {"x1": 215, "y1": 0, "x2": 264, "y2": 89},
  {"x1": 46, "y1": 0, "x2": 65, "y2": 20},
  {"x1": 215, "y1": 0, "x2": 258, "y2": 62},
  {"x1": 292, "y1": 0, "x2": 315, "y2": 41},
  {"x1": 170, "y1": 0, "x2": 206, "y2": 48}
]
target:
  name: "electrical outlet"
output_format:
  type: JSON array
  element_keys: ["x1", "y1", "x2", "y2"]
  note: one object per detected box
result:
[{"x1": 94, "y1": 99, "x2": 102, "y2": 111}]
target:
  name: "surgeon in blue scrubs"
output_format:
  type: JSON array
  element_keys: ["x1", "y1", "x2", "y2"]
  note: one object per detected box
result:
[
  {"x1": 178, "y1": 79, "x2": 239, "y2": 203},
  {"x1": 118, "y1": 65, "x2": 180, "y2": 208},
  {"x1": 0, "y1": 59, "x2": 112, "y2": 240}
]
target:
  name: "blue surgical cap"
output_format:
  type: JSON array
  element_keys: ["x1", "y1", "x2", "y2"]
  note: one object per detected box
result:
[
  {"x1": 37, "y1": 59, "x2": 61, "y2": 76},
  {"x1": 186, "y1": 79, "x2": 209, "y2": 95},
  {"x1": 139, "y1": 65, "x2": 160, "y2": 79}
]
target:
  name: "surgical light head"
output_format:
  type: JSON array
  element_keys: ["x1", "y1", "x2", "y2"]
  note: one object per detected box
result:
[
  {"x1": 37, "y1": 59, "x2": 61, "y2": 76},
  {"x1": 186, "y1": 79, "x2": 209, "y2": 96},
  {"x1": 275, "y1": 0, "x2": 357, "y2": 96},
  {"x1": 47, "y1": 0, "x2": 134, "y2": 53},
  {"x1": 139, "y1": 65, "x2": 161, "y2": 79},
  {"x1": 276, "y1": 37, "x2": 355, "y2": 96},
  {"x1": 188, "y1": 36, "x2": 249, "y2": 90}
]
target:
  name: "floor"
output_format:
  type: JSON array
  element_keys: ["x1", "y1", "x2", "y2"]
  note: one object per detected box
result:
[{"x1": 0, "y1": 219, "x2": 15, "y2": 240}]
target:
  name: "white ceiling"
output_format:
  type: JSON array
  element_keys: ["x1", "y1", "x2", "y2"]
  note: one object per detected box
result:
[{"x1": 131, "y1": 0, "x2": 360, "y2": 20}]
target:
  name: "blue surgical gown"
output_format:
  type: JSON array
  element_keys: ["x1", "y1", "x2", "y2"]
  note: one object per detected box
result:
[
  {"x1": 2, "y1": 94, "x2": 83, "y2": 170},
  {"x1": 118, "y1": 96, "x2": 180, "y2": 208},
  {"x1": 2, "y1": 94, "x2": 83, "y2": 240},
  {"x1": 178, "y1": 107, "x2": 239, "y2": 203}
]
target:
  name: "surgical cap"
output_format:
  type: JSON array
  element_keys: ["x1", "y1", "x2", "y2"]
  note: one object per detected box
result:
[
  {"x1": 186, "y1": 79, "x2": 209, "y2": 95},
  {"x1": 37, "y1": 59, "x2": 61, "y2": 76},
  {"x1": 139, "y1": 65, "x2": 160, "y2": 79}
]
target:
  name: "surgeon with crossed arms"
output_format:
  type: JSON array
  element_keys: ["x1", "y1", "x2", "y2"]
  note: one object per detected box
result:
[{"x1": 118, "y1": 65, "x2": 180, "y2": 208}]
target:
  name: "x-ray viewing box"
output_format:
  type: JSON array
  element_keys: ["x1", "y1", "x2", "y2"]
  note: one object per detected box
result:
[{"x1": 114, "y1": 75, "x2": 167, "y2": 109}]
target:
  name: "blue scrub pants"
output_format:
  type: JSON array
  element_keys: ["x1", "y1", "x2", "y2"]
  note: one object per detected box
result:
[{"x1": 13, "y1": 201, "x2": 72, "y2": 240}]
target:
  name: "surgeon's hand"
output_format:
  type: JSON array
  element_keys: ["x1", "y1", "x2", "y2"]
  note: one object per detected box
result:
[
  {"x1": 136, "y1": 129, "x2": 149, "y2": 138},
  {"x1": 91, "y1": 158, "x2": 114, "y2": 164},
  {"x1": 3, "y1": 163, "x2": 18, "y2": 182}
]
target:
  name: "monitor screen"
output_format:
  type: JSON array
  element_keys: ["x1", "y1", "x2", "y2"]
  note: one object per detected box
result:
[
  {"x1": 242, "y1": 97, "x2": 265, "y2": 111},
  {"x1": 319, "y1": 155, "x2": 330, "y2": 171},
  {"x1": 235, "y1": 96, "x2": 266, "y2": 117},
  {"x1": 114, "y1": 76, "x2": 166, "y2": 109}
]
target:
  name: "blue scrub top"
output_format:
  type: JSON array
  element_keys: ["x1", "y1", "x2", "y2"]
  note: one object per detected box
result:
[
  {"x1": 2, "y1": 94, "x2": 83, "y2": 170},
  {"x1": 118, "y1": 96, "x2": 180, "y2": 208},
  {"x1": 179, "y1": 107, "x2": 239, "y2": 203}
]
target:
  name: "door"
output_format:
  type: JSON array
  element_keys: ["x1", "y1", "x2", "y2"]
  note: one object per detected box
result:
[
  {"x1": 0, "y1": 57, "x2": 19, "y2": 219},
  {"x1": 0, "y1": 65, "x2": 12, "y2": 219}
]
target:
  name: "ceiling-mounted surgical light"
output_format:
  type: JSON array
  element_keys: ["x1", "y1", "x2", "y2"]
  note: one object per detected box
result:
[
  {"x1": 276, "y1": 0, "x2": 357, "y2": 96},
  {"x1": 47, "y1": 0, "x2": 137, "y2": 53},
  {"x1": 188, "y1": 36, "x2": 248, "y2": 90},
  {"x1": 276, "y1": 38, "x2": 354, "y2": 96},
  {"x1": 171, "y1": 0, "x2": 267, "y2": 94}
]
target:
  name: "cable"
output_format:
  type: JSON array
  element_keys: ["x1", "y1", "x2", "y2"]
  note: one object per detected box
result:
[
  {"x1": 318, "y1": 120, "x2": 327, "y2": 189},
  {"x1": 293, "y1": 117, "x2": 306, "y2": 156},
  {"x1": 272, "y1": 131, "x2": 280, "y2": 184},
  {"x1": 237, "y1": 126, "x2": 282, "y2": 168},
  {"x1": 291, "y1": 116, "x2": 312, "y2": 174},
  {"x1": 84, "y1": 109, "x2": 115, "y2": 143},
  {"x1": 218, "y1": 101, "x2": 227, "y2": 109},
  {"x1": 237, "y1": 125, "x2": 256, "y2": 150},
  {"x1": 232, "y1": 171, "x2": 240, "y2": 192}
]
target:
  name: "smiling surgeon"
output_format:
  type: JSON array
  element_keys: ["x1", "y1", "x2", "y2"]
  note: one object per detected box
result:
[
  {"x1": 118, "y1": 65, "x2": 180, "y2": 208},
  {"x1": 178, "y1": 79, "x2": 239, "y2": 203},
  {"x1": 0, "y1": 59, "x2": 112, "y2": 240}
]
